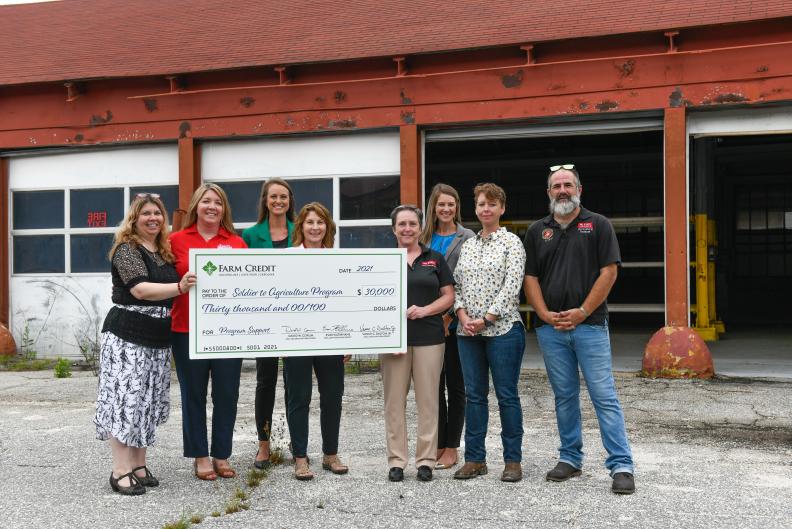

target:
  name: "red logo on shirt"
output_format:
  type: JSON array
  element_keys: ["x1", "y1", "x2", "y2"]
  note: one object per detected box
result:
[
  {"x1": 421, "y1": 260, "x2": 437, "y2": 267},
  {"x1": 542, "y1": 228, "x2": 554, "y2": 241},
  {"x1": 577, "y1": 222, "x2": 593, "y2": 233}
]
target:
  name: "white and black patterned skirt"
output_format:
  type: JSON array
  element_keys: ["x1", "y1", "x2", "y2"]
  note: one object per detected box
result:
[{"x1": 94, "y1": 306, "x2": 172, "y2": 447}]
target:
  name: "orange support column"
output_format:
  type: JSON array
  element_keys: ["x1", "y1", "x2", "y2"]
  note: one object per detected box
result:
[
  {"x1": 400, "y1": 125, "x2": 422, "y2": 206},
  {"x1": 0, "y1": 157, "x2": 15, "y2": 356},
  {"x1": 176, "y1": 137, "x2": 201, "y2": 231},
  {"x1": 664, "y1": 107, "x2": 689, "y2": 326},
  {"x1": 0, "y1": 157, "x2": 9, "y2": 326},
  {"x1": 642, "y1": 107, "x2": 713, "y2": 379}
]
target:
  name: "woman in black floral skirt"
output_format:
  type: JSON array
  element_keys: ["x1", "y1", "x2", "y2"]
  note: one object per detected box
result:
[{"x1": 94, "y1": 194, "x2": 196, "y2": 495}]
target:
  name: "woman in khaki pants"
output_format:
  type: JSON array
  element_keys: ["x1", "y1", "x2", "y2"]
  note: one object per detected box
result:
[{"x1": 381, "y1": 205, "x2": 455, "y2": 483}]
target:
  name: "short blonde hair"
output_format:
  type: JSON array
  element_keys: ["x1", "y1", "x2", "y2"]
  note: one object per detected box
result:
[{"x1": 183, "y1": 183, "x2": 236, "y2": 234}]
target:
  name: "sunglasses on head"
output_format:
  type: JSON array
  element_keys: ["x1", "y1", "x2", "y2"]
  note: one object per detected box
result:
[
  {"x1": 549, "y1": 164, "x2": 575, "y2": 172},
  {"x1": 135, "y1": 193, "x2": 161, "y2": 199}
]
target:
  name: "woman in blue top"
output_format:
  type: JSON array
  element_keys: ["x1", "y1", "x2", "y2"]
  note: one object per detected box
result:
[
  {"x1": 241, "y1": 178, "x2": 295, "y2": 468},
  {"x1": 419, "y1": 183, "x2": 475, "y2": 470}
]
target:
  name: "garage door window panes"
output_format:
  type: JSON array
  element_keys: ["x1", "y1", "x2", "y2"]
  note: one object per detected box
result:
[
  {"x1": 130, "y1": 186, "x2": 179, "y2": 219},
  {"x1": 13, "y1": 235, "x2": 65, "y2": 274},
  {"x1": 340, "y1": 175, "x2": 399, "y2": 220},
  {"x1": 71, "y1": 234, "x2": 115, "y2": 273},
  {"x1": 70, "y1": 188, "x2": 124, "y2": 228},
  {"x1": 338, "y1": 226, "x2": 396, "y2": 248},
  {"x1": 13, "y1": 190, "x2": 64, "y2": 229},
  {"x1": 219, "y1": 179, "x2": 336, "y2": 225},
  {"x1": 11, "y1": 185, "x2": 177, "y2": 275},
  {"x1": 215, "y1": 175, "x2": 396, "y2": 248}
]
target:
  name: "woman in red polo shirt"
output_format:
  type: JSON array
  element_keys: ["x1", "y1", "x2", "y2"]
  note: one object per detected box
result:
[{"x1": 170, "y1": 183, "x2": 247, "y2": 481}]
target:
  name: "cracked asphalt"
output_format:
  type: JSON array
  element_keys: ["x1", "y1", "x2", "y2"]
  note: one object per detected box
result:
[{"x1": 1, "y1": 365, "x2": 791, "y2": 529}]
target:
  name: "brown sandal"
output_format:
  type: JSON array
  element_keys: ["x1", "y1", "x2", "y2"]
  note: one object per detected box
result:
[
  {"x1": 193, "y1": 460, "x2": 217, "y2": 481},
  {"x1": 322, "y1": 454, "x2": 349, "y2": 475},
  {"x1": 212, "y1": 459, "x2": 237, "y2": 479},
  {"x1": 294, "y1": 458, "x2": 314, "y2": 481}
]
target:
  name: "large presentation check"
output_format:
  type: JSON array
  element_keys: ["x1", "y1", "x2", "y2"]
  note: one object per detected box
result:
[{"x1": 189, "y1": 248, "x2": 407, "y2": 359}]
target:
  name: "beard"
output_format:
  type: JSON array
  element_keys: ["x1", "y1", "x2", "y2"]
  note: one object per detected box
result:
[{"x1": 549, "y1": 194, "x2": 581, "y2": 216}]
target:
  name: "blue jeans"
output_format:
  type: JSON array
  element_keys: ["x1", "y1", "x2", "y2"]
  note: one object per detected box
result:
[
  {"x1": 536, "y1": 324, "x2": 634, "y2": 476},
  {"x1": 457, "y1": 322, "x2": 525, "y2": 463}
]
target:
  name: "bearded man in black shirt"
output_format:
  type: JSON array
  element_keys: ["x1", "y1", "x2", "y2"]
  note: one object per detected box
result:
[{"x1": 523, "y1": 164, "x2": 635, "y2": 495}]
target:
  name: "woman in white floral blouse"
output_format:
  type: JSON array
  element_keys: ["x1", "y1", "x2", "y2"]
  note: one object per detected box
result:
[{"x1": 451, "y1": 182, "x2": 526, "y2": 483}]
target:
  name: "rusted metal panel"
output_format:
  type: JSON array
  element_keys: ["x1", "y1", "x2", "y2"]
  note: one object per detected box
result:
[{"x1": 663, "y1": 107, "x2": 688, "y2": 327}]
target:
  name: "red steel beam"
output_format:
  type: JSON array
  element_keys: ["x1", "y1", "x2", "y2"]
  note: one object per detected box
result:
[
  {"x1": 2, "y1": 40, "x2": 792, "y2": 145},
  {"x1": 663, "y1": 107, "x2": 689, "y2": 326},
  {"x1": 400, "y1": 124, "x2": 421, "y2": 206},
  {"x1": 2, "y1": 72, "x2": 792, "y2": 151}
]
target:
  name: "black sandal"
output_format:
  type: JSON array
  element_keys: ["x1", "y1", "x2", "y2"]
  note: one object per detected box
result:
[
  {"x1": 132, "y1": 465, "x2": 159, "y2": 487},
  {"x1": 109, "y1": 471, "x2": 145, "y2": 496}
]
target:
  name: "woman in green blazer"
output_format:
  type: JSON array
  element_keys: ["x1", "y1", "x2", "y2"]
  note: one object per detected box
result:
[{"x1": 242, "y1": 178, "x2": 295, "y2": 468}]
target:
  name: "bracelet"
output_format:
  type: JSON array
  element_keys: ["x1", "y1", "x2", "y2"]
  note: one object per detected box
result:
[
  {"x1": 579, "y1": 305, "x2": 589, "y2": 317},
  {"x1": 177, "y1": 281, "x2": 183, "y2": 295}
]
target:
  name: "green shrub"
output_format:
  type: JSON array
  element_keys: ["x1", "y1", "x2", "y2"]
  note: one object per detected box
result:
[{"x1": 54, "y1": 358, "x2": 72, "y2": 378}]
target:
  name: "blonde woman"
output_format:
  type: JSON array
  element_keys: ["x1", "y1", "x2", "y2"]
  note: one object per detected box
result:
[
  {"x1": 95, "y1": 194, "x2": 196, "y2": 495},
  {"x1": 420, "y1": 183, "x2": 475, "y2": 470},
  {"x1": 170, "y1": 184, "x2": 247, "y2": 481}
]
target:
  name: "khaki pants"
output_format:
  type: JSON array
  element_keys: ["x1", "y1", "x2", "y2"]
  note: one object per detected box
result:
[{"x1": 381, "y1": 344, "x2": 445, "y2": 469}]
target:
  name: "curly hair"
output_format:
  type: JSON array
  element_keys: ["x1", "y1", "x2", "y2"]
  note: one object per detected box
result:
[
  {"x1": 108, "y1": 195, "x2": 174, "y2": 262},
  {"x1": 473, "y1": 182, "x2": 507, "y2": 206},
  {"x1": 292, "y1": 202, "x2": 336, "y2": 248}
]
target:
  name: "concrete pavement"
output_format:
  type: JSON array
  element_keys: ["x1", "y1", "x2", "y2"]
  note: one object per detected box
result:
[{"x1": 1, "y1": 365, "x2": 791, "y2": 529}]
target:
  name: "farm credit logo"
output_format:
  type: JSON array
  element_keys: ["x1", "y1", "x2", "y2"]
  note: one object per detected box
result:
[{"x1": 202, "y1": 261, "x2": 218, "y2": 276}]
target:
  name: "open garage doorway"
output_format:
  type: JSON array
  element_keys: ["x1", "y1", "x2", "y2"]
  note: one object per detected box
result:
[
  {"x1": 689, "y1": 134, "x2": 792, "y2": 375},
  {"x1": 424, "y1": 124, "x2": 665, "y2": 337}
]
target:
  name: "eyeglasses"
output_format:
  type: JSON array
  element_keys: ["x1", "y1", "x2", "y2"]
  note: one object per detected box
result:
[
  {"x1": 135, "y1": 193, "x2": 161, "y2": 199},
  {"x1": 549, "y1": 164, "x2": 575, "y2": 172}
]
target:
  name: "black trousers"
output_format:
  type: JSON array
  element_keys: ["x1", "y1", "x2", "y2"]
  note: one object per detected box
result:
[
  {"x1": 438, "y1": 331, "x2": 466, "y2": 449},
  {"x1": 172, "y1": 332, "x2": 242, "y2": 459},
  {"x1": 283, "y1": 355, "x2": 344, "y2": 457},
  {"x1": 255, "y1": 357, "x2": 287, "y2": 441}
]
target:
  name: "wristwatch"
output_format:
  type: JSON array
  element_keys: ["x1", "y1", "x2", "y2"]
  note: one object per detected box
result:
[{"x1": 483, "y1": 318, "x2": 495, "y2": 328}]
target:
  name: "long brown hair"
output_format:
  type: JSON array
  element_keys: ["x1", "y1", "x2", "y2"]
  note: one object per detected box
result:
[
  {"x1": 108, "y1": 195, "x2": 174, "y2": 262},
  {"x1": 292, "y1": 202, "x2": 336, "y2": 248},
  {"x1": 257, "y1": 178, "x2": 295, "y2": 224},
  {"x1": 183, "y1": 183, "x2": 236, "y2": 234},
  {"x1": 420, "y1": 183, "x2": 462, "y2": 245}
]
